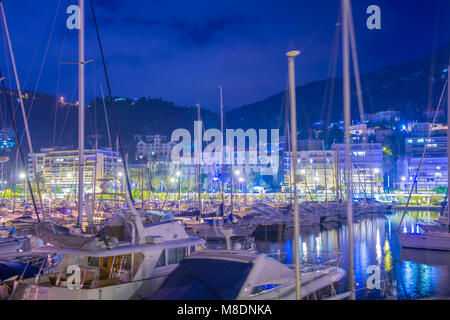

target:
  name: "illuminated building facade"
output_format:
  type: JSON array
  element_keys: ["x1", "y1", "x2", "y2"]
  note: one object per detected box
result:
[
  {"x1": 283, "y1": 150, "x2": 336, "y2": 198},
  {"x1": 134, "y1": 134, "x2": 176, "y2": 161},
  {"x1": 332, "y1": 143, "x2": 383, "y2": 199},
  {"x1": 396, "y1": 157, "x2": 447, "y2": 191},
  {"x1": 397, "y1": 130, "x2": 448, "y2": 191},
  {"x1": 28, "y1": 148, "x2": 121, "y2": 194}
]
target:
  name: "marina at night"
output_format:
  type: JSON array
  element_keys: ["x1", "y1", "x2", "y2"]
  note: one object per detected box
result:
[{"x1": 0, "y1": 0, "x2": 449, "y2": 309}]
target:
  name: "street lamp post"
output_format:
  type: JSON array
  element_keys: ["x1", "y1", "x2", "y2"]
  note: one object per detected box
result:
[
  {"x1": 287, "y1": 49, "x2": 302, "y2": 300},
  {"x1": 19, "y1": 172, "x2": 27, "y2": 202},
  {"x1": 176, "y1": 171, "x2": 181, "y2": 214},
  {"x1": 118, "y1": 171, "x2": 123, "y2": 193},
  {"x1": 234, "y1": 169, "x2": 240, "y2": 206},
  {"x1": 243, "y1": 178, "x2": 247, "y2": 203},
  {"x1": 373, "y1": 168, "x2": 380, "y2": 199},
  {"x1": 238, "y1": 177, "x2": 245, "y2": 210},
  {"x1": 401, "y1": 176, "x2": 406, "y2": 192}
]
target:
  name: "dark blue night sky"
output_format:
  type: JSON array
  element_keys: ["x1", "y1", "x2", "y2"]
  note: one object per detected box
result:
[{"x1": 0, "y1": 0, "x2": 449, "y2": 111}]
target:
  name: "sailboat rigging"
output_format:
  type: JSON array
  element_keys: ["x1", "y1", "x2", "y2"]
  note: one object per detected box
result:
[
  {"x1": 0, "y1": 1, "x2": 44, "y2": 221},
  {"x1": 397, "y1": 55, "x2": 450, "y2": 250}
]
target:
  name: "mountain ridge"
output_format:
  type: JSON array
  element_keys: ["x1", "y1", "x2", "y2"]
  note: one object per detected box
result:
[{"x1": 0, "y1": 42, "x2": 448, "y2": 156}]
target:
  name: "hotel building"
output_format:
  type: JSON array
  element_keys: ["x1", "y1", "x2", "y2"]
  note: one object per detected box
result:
[{"x1": 28, "y1": 148, "x2": 121, "y2": 195}]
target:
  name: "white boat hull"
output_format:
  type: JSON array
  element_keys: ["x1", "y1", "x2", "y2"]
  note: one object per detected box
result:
[
  {"x1": 185, "y1": 224, "x2": 257, "y2": 240},
  {"x1": 243, "y1": 267, "x2": 346, "y2": 300},
  {"x1": 398, "y1": 232, "x2": 450, "y2": 251},
  {"x1": 0, "y1": 237, "x2": 30, "y2": 255}
]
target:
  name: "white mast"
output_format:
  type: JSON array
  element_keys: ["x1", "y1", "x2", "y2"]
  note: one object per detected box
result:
[
  {"x1": 0, "y1": 1, "x2": 44, "y2": 219},
  {"x1": 219, "y1": 86, "x2": 225, "y2": 205},
  {"x1": 77, "y1": 0, "x2": 85, "y2": 227},
  {"x1": 286, "y1": 49, "x2": 302, "y2": 300},
  {"x1": 447, "y1": 54, "x2": 450, "y2": 230},
  {"x1": 342, "y1": 0, "x2": 356, "y2": 300},
  {"x1": 196, "y1": 103, "x2": 202, "y2": 216}
]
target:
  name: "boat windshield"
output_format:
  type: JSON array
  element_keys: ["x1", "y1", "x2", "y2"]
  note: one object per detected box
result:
[{"x1": 151, "y1": 258, "x2": 252, "y2": 300}]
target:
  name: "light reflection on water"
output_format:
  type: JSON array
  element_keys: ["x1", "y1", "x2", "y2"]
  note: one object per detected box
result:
[{"x1": 253, "y1": 210, "x2": 450, "y2": 300}]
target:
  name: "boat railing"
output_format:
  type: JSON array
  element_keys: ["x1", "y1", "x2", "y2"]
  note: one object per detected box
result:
[{"x1": 265, "y1": 250, "x2": 344, "y2": 269}]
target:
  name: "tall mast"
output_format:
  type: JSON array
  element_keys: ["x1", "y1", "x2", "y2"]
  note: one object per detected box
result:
[
  {"x1": 342, "y1": 0, "x2": 356, "y2": 300},
  {"x1": 219, "y1": 86, "x2": 225, "y2": 205},
  {"x1": 287, "y1": 122, "x2": 293, "y2": 204},
  {"x1": 196, "y1": 103, "x2": 202, "y2": 215},
  {"x1": 0, "y1": 1, "x2": 44, "y2": 219},
  {"x1": 77, "y1": 0, "x2": 85, "y2": 227},
  {"x1": 286, "y1": 49, "x2": 302, "y2": 300},
  {"x1": 447, "y1": 54, "x2": 450, "y2": 231}
]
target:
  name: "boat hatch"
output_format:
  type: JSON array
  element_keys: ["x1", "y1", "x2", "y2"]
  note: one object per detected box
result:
[{"x1": 151, "y1": 258, "x2": 253, "y2": 300}]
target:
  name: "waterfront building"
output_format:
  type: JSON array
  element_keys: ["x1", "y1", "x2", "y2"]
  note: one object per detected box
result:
[
  {"x1": 349, "y1": 123, "x2": 375, "y2": 137},
  {"x1": 374, "y1": 128, "x2": 394, "y2": 143},
  {"x1": 363, "y1": 113, "x2": 376, "y2": 123},
  {"x1": 405, "y1": 136, "x2": 447, "y2": 158},
  {"x1": 396, "y1": 157, "x2": 447, "y2": 191},
  {"x1": 0, "y1": 128, "x2": 16, "y2": 151},
  {"x1": 409, "y1": 122, "x2": 448, "y2": 137},
  {"x1": 28, "y1": 148, "x2": 121, "y2": 195},
  {"x1": 168, "y1": 141, "x2": 282, "y2": 192},
  {"x1": 332, "y1": 143, "x2": 383, "y2": 199},
  {"x1": 423, "y1": 107, "x2": 445, "y2": 123},
  {"x1": 396, "y1": 128, "x2": 448, "y2": 191},
  {"x1": 374, "y1": 110, "x2": 401, "y2": 123},
  {"x1": 134, "y1": 134, "x2": 177, "y2": 161},
  {"x1": 298, "y1": 139, "x2": 324, "y2": 151},
  {"x1": 283, "y1": 150, "x2": 336, "y2": 197}
]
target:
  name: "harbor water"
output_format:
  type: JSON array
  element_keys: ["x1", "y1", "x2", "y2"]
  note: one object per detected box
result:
[{"x1": 232, "y1": 210, "x2": 450, "y2": 300}]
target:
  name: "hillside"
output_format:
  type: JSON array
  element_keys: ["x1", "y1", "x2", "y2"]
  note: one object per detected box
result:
[
  {"x1": 225, "y1": 42, "x2": 450, "y2": 137},
  {"x1": 0, "y1": 93, "x2": 220, "y2": 155},
  {"x1": 0, "y1": 42, "x2": 449, "y2": 157}
]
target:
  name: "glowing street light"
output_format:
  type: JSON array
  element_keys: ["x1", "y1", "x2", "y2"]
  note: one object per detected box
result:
[
  {"x1": 234, "y1": 169, "x2": 240, "y2": 176},
  {"x1": 175, "y1": 172, "x2": 182, "y2": 213},
  {"x1": 19, "y1": 172, "x2": 26, "y2": 179},
  {"x1": 373, "y1": 168, "x2": 380, "y2": 174}
]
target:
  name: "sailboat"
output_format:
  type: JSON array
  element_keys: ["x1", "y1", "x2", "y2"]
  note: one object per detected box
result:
[
  {"x1": 8, "y1": 202, "x2": 205, "y2": 299},
  {"x1": 0, "y1": 2, "x2": 46, "y2": 257},
  {"x1": 180, "y1": 95, "x2": 258, "y2": 241},
  {"x1": 0, "y1": 227, "x2": 31, "y2": 255},
  {"x1": 398, "y1": 56, "x2": 450, "y2": 251},
  {"x1": 149, "y1": 250, "x2": 346, "y2": 300},
  {"x1": 184, "y1": 218, "x2": 257, "y2": 240},
  {"x1": 0, "y1": 0, "x2": 207, "y2": 300}
]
